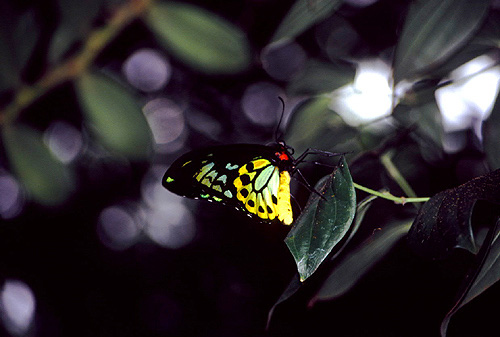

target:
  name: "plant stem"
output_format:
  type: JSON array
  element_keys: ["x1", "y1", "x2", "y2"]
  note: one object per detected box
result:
[
  {"x1": 352, "y1": 182, "x2": 429, "y2": 205},
  {"x1": 0, "y1": 0, "x2": 154, "y2": 126},
  {"x1": 380, "y1": 150, "x2": 418, "y2": 198}
]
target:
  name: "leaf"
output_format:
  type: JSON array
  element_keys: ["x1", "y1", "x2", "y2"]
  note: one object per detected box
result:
[
  {"x1": 393, "y1": 0, "x2": 490, "y2": 83},
  {"x1": 272, "y1": 0, "x2": 343, "y2": 43},
  {"x1": 483, "y1": 91, "x2": 500, "y2": 170},
  {"x1": 408, "y1": 169, "x2": 500, "y2": 259},
  {"x1": 392, "y1": 99, "x2": 445, "y2": 163},
  {"x1": 146, "y1": 2, "x2": 250, "y2": 74},
  {"x1": 312, "y1": 221, "x2": 411, "y2": 303},
  {"x1": 285, "y1": 156, "x2": 356, "y2": 281},
  {"x1": 13, "y1": 8, "x2": 39, "y2": 72},
  {"x1": 2, "y1": 125, "x2": 75, "y2": 206},
  {"x1": 286, "y1": 97, "x2": 358, "y2": 156},
  {"x1": 267, "y1": 195, "x2": 375, "y2": 328},
  {"x1": 49, "y1": 0, "x2": 102, "y2": 62},
  {"x1": 0, "y1": 6, "x2": 39, "y2": 91},
  {"x1": 287, "y1": 59, "x2": 355, "y2": 96},
  {"x1": 427, "y1": 11, "x2": 500, "y2": 79},
  {"x1": 76, "y1": 72, "x2": 152, "y2": 160},
  {"x1": 440, "y1": 219, "x2": 500, "y2": 337}
]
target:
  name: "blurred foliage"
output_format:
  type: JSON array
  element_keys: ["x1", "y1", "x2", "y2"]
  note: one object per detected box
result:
[{"x1": 0, "y1": 0, "x2": 500, "y2": 336}]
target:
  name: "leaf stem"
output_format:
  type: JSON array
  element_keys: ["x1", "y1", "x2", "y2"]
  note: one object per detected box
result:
[
  {"x1": 380, "y1": 150, "x2": 417, "y2": 198},
  {"x1": 352, "y1": 182, "x2": 429, "y2": 205},
  {"x1": 0, "y1": 0, "x2": 154, "y2": 126}
]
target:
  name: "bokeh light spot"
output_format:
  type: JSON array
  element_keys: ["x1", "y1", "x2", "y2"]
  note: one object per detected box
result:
[
  {"x1": 123, "y1": 48, "x2": 172, "y2": 92},
  {"x1": 261, "y1": 41, "x2": 306, "y2": 81},
  {"x1": 0, "y1": 171, "x2": 23, "y2": 219},
  {"x1": 330, "y1": 59, "x2": 392, "y2": 126},
  {"x1": 144, "y1": 204, "x2": 196, "y2": 249},
  {"x1": 436, "y1": 54, "x2": 500, "y2": 133},
  {"x1": 0, "y1": 280, "x2": 36, "y2": 336},
  {"x1": 143, "y1": 98, "x2": 186, "y2": 153},
  {"x1": 97, "y1": 205, "x2": 141, "y2": 250},
  {"x1": 44, "y1": 121, "x2": 83, "y2": 163},
  {"x1": 241, "y1": 82, "x2": 284, "y2": 127}
]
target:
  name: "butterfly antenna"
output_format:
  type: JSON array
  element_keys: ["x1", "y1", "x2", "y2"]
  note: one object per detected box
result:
[{"x1": 274, "y1": 97, "x2": 286, "y2": 142}]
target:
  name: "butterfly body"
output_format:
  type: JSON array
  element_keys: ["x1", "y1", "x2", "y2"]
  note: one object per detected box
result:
[{"x1": 163, "y1": 143, "x2": 295, "y2": 225}]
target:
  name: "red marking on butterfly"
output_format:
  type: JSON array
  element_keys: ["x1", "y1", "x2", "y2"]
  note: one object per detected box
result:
[{"x1": 277, "y1": 151, "x2": 289, "y2": 161}]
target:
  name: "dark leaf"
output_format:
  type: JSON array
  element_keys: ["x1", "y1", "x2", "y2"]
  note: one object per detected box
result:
[
  {"x1": 440, "y1": 219, "x2": 500, "y2": 337},
  {"x1": 484, "y1": 90, "x2": 500, "y2": 170},
  {"x1": 408, "y1": 169, "x2": 500, "y2": 259},
  {"x1": 2, "y1": 125, "x2": 75, "y2": 206},
  {"x1": 393, "y1": 0, "x2": 490, "y2": 83},
  {"x1": 49, "y1": 0, "x2": 102, "y2": 62},
  {"x1": 287, "y1": 59, "x2": 355, "y2": 96},
  {"x1": 272, "y1": 0, "x2": 343, "y2": 42},
  {"x1": 312, "y1": 220, "x2": 411, "y2": 303}
]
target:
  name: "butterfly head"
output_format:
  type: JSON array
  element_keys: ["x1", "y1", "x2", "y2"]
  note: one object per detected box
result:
[{"x1": 271, "y1": 141, "x2": 296, "y2": 171}]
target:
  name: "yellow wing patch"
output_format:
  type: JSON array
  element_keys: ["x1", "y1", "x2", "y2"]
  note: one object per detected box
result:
[{"x1": 233, "y1": 159, "x2": 293, "y2": 225}]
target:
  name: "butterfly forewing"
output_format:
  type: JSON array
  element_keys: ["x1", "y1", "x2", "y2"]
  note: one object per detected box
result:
[{"x1": 163, "y1": 144, "x2": 292, "y2": 223}]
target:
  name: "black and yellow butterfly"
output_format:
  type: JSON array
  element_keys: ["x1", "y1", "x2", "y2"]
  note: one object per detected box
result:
[{"x1": 162, "y1": 141, "x2": 319, "y2": 225}]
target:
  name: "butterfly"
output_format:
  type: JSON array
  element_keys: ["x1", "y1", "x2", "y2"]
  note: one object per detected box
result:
[{"x1": 162, "y1": 141, "x2": 323, "y2": 225}]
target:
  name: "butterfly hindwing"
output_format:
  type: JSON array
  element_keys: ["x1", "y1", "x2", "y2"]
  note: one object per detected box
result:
[{"x1": 163, "y1": 144, "x2": 291, "y2": 223}]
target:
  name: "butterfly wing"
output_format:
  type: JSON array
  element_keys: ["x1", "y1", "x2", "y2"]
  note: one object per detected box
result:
[{"x1": 163, "y1": 144, "x2": 288, "y2": 223}]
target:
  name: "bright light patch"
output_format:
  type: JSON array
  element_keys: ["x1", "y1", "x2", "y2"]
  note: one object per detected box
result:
[
  {"x1": 436, "y1": 54, "x2": 500, "y2": 132},
  {"x1": 0, "y1": 280, "x2": 36, "y2": 336},
  {"x1": 330, "y1": 59, "x2": 392, "y2": 126}
]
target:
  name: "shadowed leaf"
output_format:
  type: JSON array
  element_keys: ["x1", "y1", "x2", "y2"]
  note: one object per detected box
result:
[
  {"x1": 312, "y1": 221, "x2": 411, "y2": 303},
  {"x1": 408, "y1": 169, "x2": 500, "y2": 259},
  {"x1": 2, "y1": 125, "x2": 75, "y2": 206},
  {"x1": 76, "y1": 72, "x2": 152, "y2": 160},
  {"x1": 272, "y1": 0, "x2": 343, "y2": 43},
  {"x1": 393, "y1": 0, "x2": 490, "y2": 83}
]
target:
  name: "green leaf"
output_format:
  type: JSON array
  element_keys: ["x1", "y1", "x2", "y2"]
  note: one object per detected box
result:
[
  {"x1": 49, "y1": 0, "x2": 102, "y2": 62},
  {"x1": 287, "y1": 59, "x2": 355, "y2": 96},
  {"x1": 427, "y1": 11, "x2": 500, "y2": 79},
  {"x1": 408, "y1": 169, "x2": 500, "y2": 259},
  {"x1": 267, "y1": 194, "x2": 375, "y2": 327},
  {"x1": 484, "y1": 91, "x2": 500, "y2": 170},
  {"x1": 146, "y1": 2, "x2": 250, "y2": 74},
  {"x1": 272, "y1": 0, "x2": 343, "y2": 42},
  {"x1": 392, "y1": 99, "x2": 445, "y2": 163},
  {"x1": 76, "y1": 72, "x2": 152, "y2": 160},
  {"x1": 285, "y1": 157, "x2": 356, "y2": 282},
  {"x1": 312, "y1": 221, "x2": 411, "y2": 303},
  {"x1": 286, "y1": 97, "x2": 358, "y2": 156},
  {"x1": 2, "y1": 125, "x2": 75, "y2": 206},
  {"x1": 440, "y1": 219, "x2": 500, "y2": 337},
  {"x1": 393, "y1": 0, "x2": 490, "y2": 83}
]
